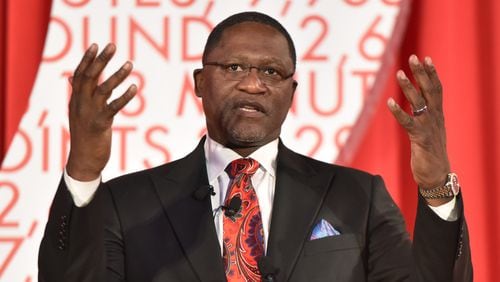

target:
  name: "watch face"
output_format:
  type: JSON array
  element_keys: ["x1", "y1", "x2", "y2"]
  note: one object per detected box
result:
[{"x1": 449, "y1": 173, "x2": 460, "y2": 195}]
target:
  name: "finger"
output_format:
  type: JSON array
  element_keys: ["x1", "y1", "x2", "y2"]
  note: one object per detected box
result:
[
  {"x1": 69, "y1": 45, "x2": 98, "y2": 109},
  {"x1": 408, "y1": 55, "x2": 434, "y2": 101},
  {"x1": 423, "y1": 57, "x2": 444, "y2": 111},
  {"x1": 72, "y1": 44, "x2": 98, "y2": 88},
  {"x1": 78, "y1": 43, "x2": 117, "y2": 99},
  {"x1": 95, "y1": 61, "x2": 133, "y2": 101},
  {"x1": 83, "y1": 43, "x2": 116, "y2": 79},
  {"x1": 396, "y1": 70, "x2": 426, "y2": 114},
  {"x1": 387, "y1": 97, "x2": 415, "y2": 132},
  {"x1": 106, "y1": 84, "x2": 137, "y2": 117}
]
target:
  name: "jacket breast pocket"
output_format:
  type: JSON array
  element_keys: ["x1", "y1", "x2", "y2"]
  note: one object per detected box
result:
[
  {"x1": 303, "y1": 233, "x2": 362, "y2": 256},
  {"x1": 291, "y1": 234, "x2": 366, "y2": 281}
]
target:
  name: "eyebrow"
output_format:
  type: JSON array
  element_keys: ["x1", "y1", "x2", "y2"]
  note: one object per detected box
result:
[{"x1": 220, "y1": 55, "x2": 291, "y2": 69}]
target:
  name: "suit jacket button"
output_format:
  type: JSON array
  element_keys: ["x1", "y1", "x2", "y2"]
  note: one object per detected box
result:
[
  {"x1": 58, "y1": 239, "x2": 66, "y2": 250},
  {"x1": 456, "y1": 240, "x2": 463, "y2": 258}
]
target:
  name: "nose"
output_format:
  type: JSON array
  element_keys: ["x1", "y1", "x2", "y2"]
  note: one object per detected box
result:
[{"x1": 236, "y1": 69, "x2": 267, "y2": 94}]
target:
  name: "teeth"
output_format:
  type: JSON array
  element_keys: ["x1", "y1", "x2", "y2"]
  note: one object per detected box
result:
[{"x1": 240, "y1": 106, "x2": 258, "y2": 112}]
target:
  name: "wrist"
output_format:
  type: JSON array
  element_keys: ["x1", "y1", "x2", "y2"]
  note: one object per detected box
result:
[
  {"x1": 417, "y1": 170, "x2": 449, "y2": 190},
  {"x1": 66, "y1": 156, "x2": 102, "y2": 181}
]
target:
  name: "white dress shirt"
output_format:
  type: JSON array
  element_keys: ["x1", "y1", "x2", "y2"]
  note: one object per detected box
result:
[
  {"x1": 64, "y1": 136, "x2": 458, "y2": 254},
  {"x1": 204, "y1": 136, "x2": 278, "y2": 254}
]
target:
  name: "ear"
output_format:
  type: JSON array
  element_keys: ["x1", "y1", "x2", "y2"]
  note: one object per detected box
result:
[
  {"x1": 291, "y1": 80, "x2": 298, "y2": 101},
  {"x1": 193, "y1": 68, "x2": 204, "y2": 98}
]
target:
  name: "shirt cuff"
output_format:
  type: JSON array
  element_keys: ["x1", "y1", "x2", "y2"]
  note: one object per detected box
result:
[
  {"x1": 63, "y1": 169, "x2": 101, "y2": 207},
  {"x1": 428, "y1": 197, "x2": 458, "y2": 221}
]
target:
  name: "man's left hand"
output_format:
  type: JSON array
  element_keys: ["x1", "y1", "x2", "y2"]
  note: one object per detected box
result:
[{"x1": 387, "y1": 55, "x2": 451, "y2": 206}]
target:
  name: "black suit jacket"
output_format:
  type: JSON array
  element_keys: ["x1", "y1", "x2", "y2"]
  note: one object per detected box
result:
[{"x1": 39, "y1": 139, "x2": 472, "y2": 281}]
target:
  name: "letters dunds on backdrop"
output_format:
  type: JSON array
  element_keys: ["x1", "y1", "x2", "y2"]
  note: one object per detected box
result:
[{"x1": 2, "y1": 0, "x2": 499, "y2": 281}]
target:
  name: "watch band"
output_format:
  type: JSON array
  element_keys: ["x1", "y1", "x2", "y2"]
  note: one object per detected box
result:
[
  {"x1": 419, "y1": 172, "x2": 460, "y2": 199},
  {"x1": 419, "y1": 185, "x2": 455, "y2": 199}
]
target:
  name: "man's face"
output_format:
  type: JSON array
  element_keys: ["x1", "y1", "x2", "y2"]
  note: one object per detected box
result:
[{"x1": 194, "y1": 22, "x2": 297, "y2": 155}]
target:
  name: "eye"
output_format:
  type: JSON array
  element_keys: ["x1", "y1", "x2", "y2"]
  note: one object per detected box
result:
[
  {"x1": 225, "y1": 64, "x2": 244, "y2": 72},
  {"x1": 262, "y1": 67, "x2": 283, "y2": 78}
]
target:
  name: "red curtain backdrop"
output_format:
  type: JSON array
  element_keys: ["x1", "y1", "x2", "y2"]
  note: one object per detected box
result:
[
  {"x1": 349, "y1": 1, "x2": 500, "y2": 281},
  {"x1": 0, "y1": 0, "x2": 52, "y2": 159},
  {"x1": 1, "y1": 1, "x2": 499, "y2": 281}
]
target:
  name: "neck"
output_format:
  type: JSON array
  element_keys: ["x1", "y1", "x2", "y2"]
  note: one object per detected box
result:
[
  {"x1": 229, "y1": 145, "x2": 261, "y2": 157},
  {"x1": 206, "y1": 134, "x2": 278, "y2": 157}
]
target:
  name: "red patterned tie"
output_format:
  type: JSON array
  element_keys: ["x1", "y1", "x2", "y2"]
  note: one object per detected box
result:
[{"x1": 223, "y1": 158, "x2": 264, "y2": 282}]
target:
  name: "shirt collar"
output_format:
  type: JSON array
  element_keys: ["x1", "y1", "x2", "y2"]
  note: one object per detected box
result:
[{"x1": 204, "y1": 135, "x2": 278, "y2": 182}]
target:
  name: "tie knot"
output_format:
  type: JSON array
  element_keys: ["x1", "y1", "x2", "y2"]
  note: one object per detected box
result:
[{"x1": 226, "y1": 158, "x2": 260, "y2": 178}]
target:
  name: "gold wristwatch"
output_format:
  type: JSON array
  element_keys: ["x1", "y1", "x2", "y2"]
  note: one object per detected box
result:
[{"x1": 419, "y1": 173, "x2": 461, "y2": 199}]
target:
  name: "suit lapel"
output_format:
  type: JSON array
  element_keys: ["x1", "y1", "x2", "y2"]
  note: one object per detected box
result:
[
  {"x1": 267, "y1": 142, "x2": 336, "y2": 281},
  {"x1": 147, "y1": 139, "x2": 335, "y2": 281},
  {"x1": 149, "y1": 139, "x2": 226, "y2": 281}
]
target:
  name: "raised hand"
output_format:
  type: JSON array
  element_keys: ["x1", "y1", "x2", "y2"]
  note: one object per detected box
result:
[
  {"x1": 66, "y1": 43, "x2": 137, "y2": 181},
  {"x1": 387, "y1": 55, "x2": 451, "y2": 206}
]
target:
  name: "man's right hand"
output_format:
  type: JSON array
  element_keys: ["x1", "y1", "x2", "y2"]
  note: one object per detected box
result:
[{"x1": 66, "y1": 43, "x2": 137, "y2": 181}]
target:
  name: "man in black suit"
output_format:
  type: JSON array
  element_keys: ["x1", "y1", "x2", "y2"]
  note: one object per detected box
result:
[{"x1": 39, "y1": 12, "x2": 472, "y2": 281}]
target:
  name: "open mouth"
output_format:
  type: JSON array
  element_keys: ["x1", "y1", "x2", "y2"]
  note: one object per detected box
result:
[
  {"x1": 240, "y1": 105, "x2": 259, "y2": 112},
  {"x1": 235, "y1": 101, "x2": 266, "y2": 114}
]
